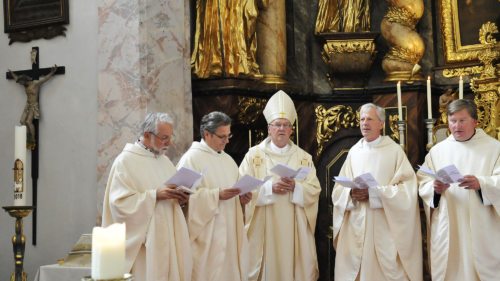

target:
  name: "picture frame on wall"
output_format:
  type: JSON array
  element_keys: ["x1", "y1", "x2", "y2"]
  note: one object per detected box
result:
[
  {"x1": 440, "y1": 0, "x2": 500, "y2": 64},
  {"x1": 3, "y1": 0, "x2": 69, "y2": 44}
]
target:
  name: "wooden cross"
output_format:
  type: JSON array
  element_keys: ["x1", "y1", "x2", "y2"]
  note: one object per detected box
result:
[{"x1": 6, "y1": 47, "x2": 65, "y2": 245}]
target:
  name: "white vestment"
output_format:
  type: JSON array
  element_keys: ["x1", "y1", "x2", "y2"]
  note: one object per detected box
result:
[
  {"x1": 177, "y1": 140, "x2": 248, "y2": 281},
  {"x1": 418, "y1": 129, "x2": 500, "y2": 281},
  {"x1": 332, "y1": 136, "x2": 422, "y2": 281},
  {"x1": 239, "y1": 138, "x2": 321, "y2": 281},
  {"x1": 102, "y1": 143, "x2": 192, "y2": 281}
]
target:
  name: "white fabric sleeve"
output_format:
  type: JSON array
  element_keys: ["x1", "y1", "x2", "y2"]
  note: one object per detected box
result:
[
  {"x1": 478, "y1": 177, "x2": 493, "y2": 205},
  {"x1": 346, "y1": 188, "x2": 356, "y2": 210},
  {"x1": 368, "y1": 187, "x2": 383, "y2": 209},
  {"x1": 291, "y1": 183, "x2": 304, "y2": 207},
  {"x1": 256, "y1": 180, "x2": 276, "y2": 206}
]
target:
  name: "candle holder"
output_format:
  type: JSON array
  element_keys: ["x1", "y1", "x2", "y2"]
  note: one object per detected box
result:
[
  {"x1": 397, "y1": 120, "x2": 406, "y2": 151},
  {"x1": 424, "y1": 118, "x2": 436, "y2": 151},
  {"x1": 2, "y1": 206, "x2": 34, "y2": 281},
  {"x1": 81, "y1": 273, "x2": 133, "y2": 281}
]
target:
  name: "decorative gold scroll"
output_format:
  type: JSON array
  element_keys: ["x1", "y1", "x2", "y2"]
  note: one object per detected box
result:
[
  {"x1": 237, "y1": 96, "x2": 267, "y2": 125},
  {"x1": 315, "y1": 105, "x2": 359, "y2": 156}
]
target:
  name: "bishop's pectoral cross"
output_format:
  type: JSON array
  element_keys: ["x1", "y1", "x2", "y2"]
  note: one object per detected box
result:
[{"x1": 5, "y1": 47, "x2": 65, "y2": 245}]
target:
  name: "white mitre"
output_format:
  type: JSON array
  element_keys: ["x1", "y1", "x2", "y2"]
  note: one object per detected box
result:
[{"x1": 263, "y1": 90, "x2": 297, "y2": 124}]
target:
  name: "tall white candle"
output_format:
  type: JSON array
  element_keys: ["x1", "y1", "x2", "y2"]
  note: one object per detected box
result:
[
  {"x1": 427, "y1": 77, "x2": 432, "y2": 119},
  {"x1": 459, "y1": 76, "x2": 464, "y2": 99},
  {"x1": 14, "y1": 125, "x2": 27, "y2": 206},
  {"x1": 397, "y1": 81, "x2": 403, "y2": 121},
  {"x1": 91, "y1": 223, "x2": 126, "y2": 280}
]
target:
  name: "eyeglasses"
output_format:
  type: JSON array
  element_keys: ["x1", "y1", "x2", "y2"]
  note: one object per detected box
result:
[
  {"x1": 269, "y1": 122, "x2": 293, "y2": 129},
  {"x1": 211, "y1": 132, "x2": 233, "y2": 140},
  {"x1": 150, "y1": 132, "x2": 174, "y2": 142}
]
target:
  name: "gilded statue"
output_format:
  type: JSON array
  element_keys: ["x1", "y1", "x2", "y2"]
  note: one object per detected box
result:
[
  {"x1": 9, "y1": 65, "x2": 58, "y2": 145},
  {"x1": 191, "y1": 0, "x2": 263, "y2": 78},
  {"x1": 438, "y1": 89, "x2": 458, "y2": 125},
  {"x1": 315, "y1": 0, "x2": 371, "y2": 33}
]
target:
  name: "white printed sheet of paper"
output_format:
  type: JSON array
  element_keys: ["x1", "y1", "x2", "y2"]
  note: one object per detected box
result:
[
  {"x1": 418, "y1": 164, "x2": 464, "y2": 184},
  {"x1": 418, "y1": 164, "x2": 489, "y2": 204},
  {"x1": 270, "y1": 163, "x2": 311, "y2": 181},
  {"x1": 334, "y1": 173, "x2": 382, "y2": 208},
  {"x1": 233, "y1": 175, "x2": 272, "y2": 195},
  {"x1": 165, "y1": 167, "x2": 203, "y2": 194}
]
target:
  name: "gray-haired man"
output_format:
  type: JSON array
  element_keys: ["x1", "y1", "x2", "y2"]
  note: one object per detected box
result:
[
  {"x1": 332, "y1": 103, "x2": 423, "y2": 281},
  {"x1": 102, "y1": 112, "x2": 192, "y2": 281}
]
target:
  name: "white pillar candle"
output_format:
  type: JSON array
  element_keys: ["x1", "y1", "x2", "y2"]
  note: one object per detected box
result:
[
  {"x1": 397, "y1": 81, "x2": 403, "y2": 121},
  {"x1": 91, "y1": 223, "x2": 126, "y2": 280},
  {"x1": 427, "y1": 77, "x2": 432, "y2": 119},
  {"x1": 14, "y1": 125, "x2": 27, "y2": 206},
  {"x1": 459, "y1": 76, "x2": 464, "y2": 99}
]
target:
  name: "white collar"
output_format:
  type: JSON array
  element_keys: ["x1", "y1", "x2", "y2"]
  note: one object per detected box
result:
[
  {"x1": 363, "y1": 135, "x2": 382, "y2": 148},
  {"x1": 269, "y1": 141, "x2": 290, "y2": 154},
  {"x1": 200, "y1": 139, "x2": 222, "y2": 154}
]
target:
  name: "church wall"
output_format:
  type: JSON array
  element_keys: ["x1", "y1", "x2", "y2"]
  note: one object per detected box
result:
[
  {"x1": 0, "y1": 0, "x2": 193, "y2": 279},
  {"x1": 0, "y1": 1, "x2": 99, "y2": 280}
]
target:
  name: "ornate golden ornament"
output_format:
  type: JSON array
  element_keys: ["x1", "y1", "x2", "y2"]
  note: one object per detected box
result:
[
  {"x1": 320, "y1": 38, "x2": 377, "y2": 76},
  {"x1": 316, "y1": 32, "x2": 378, "y2": 89},
  {"x1": 469, "y1": 22, "x2": 500, "y2": 140},
  {"x1": 476, "y1": 23, "x2": 499, "y2": 79},
  {"x1": 381, "y1": 0, "x2": 425, "y2": 82},
  {"x1": 385, "y1": 6, "x2": 419, "y2": 29},
  {"x1": 385, "y1": 46, "x2": 422, "y2": 65},
  {"x1": 322, "y1": 39, "x2": 376, "y2": 54},
  {"x1": 315, "y1": 105, "x2": 359, "y2": 156},
  {"x1": 443, "y1": 66, "x2": 484, "y2": 78},
  {"x1": 237, "y1": 96, "x2": 267, "y2": 125}
]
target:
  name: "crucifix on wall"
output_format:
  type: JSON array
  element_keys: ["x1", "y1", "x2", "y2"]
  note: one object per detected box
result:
[{"x1": 6, "y1": 47, "x2": 65, "y2": 245}]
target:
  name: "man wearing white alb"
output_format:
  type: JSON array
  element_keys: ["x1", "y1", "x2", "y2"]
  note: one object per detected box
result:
[
  {"x1": 239, "y1": 90, "x2": 321, "y2": 281},
  {"x1": 177, "y1": 111, "x2": 251, "y2": 281},
  {"x1": 418, "y1": 99, "x2": 500, "y2": 281},
  {"x1": 332, "y1": 103, "x2": 422, "y2": 281},
  {"x1": 102, "y1": 112, "x2": 192, "y2": 281}
]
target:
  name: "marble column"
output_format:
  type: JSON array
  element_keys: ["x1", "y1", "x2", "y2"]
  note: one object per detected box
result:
[
  {"x1": 96, "y1": 0, "x2": 192, "y2": 220},
  {"x1": 257, "y1": 0, "x2": 287, "y2": 83}
]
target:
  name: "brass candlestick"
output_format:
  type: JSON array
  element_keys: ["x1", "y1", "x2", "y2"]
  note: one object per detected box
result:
[
  {"x1": 3, "y1": 206, "x2": 34, "y2": 281},
  {"x1": 425, "y1": 119, "x2": 436, "y2": 151}
]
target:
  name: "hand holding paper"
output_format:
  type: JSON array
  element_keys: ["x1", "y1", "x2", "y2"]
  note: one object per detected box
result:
[
  {"x1": 233, "y1": 175, "x2": 271, "y2": 195},
  {"x1": 165, "y1": 167, "x2": 203, "y2": 194},
  {"x1": 334, "y1": 173, "x2": 378, "y2": 189},
  {"x1": 418, "y1": 164, "x2": 464, "y2": 184},
  {"x1": 334, "y1": 173, "x2": 382, "y2": 208},
  {"x1": 270, "y1": 164, "x2": 311, "y2": 180}
]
